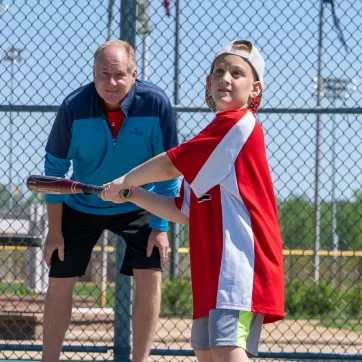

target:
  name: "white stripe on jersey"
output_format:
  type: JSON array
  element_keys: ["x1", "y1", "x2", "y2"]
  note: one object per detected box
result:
[
  {"x1": 180, "y1": 180, "x2": 191, "y2": 217},
  {"x1": 216, "y1": 169, "x2": 254, "y2": 310},
  {"x1": 190, "y1": 111, "x2": 256, "y2": 198}
]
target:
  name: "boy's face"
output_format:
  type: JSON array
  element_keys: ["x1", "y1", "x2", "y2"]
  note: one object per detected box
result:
[{"x1": 207, "y1": 54, "x2": 261, "y2": 112}]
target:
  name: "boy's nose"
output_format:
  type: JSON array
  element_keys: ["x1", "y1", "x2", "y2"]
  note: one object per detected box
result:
[
  {"x1": 220, "y1": 73, "x2": 231, "y2": 84},
  {"x1": 221, "y1": 77, "x2": 231, "y2": 84}
]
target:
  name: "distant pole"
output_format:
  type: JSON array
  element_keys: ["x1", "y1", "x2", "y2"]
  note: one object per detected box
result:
[
  {"x1": 136, "y1": 0, "x2": 151, "y2": 80},
  {"x1": 1, "y1": 47, "x2": 24, "y2": 212},
  {"x1": 142, "y1": 33, "x2": 149, "y2": 80},
  {"x1": 99, "y1": 230, "x2": 109, "y2": 308},
  {"x1": 170, "y1": 0, "x2": 181, "y2": 279},
  {"x1": 120, "y1": 0, "x2": 137, "y2": 48},
  {"x1": 331, "y1": 92, "x2": 338, "y2": 282},
  {"x1": 107, "y1": 0, "x2": 114, "y2": 40},
  {"x1": 318, "y1": 77, "x2": 357, "y2": 283},
  {"x1": 9, "y1": 61, "x2": 14, "y2": 211},
  {"x1": 313, "y1": 0, "x2": 325, "y2": 283}
]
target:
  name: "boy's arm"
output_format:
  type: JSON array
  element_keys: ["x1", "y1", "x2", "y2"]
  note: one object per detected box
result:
[
  {"x1": 103, "y1": 111, "x2": 254, "y2": 200},
  {"x1": 104, "y1": 152, "x2": 181, "y2": 202},
  {"x1": 127, "y1": 187, "x2": 189, "y2": 225}
]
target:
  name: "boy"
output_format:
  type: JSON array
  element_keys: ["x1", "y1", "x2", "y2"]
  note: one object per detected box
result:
[{"x1": 100, "y1": 40, "x2": 284, "y2": 362}]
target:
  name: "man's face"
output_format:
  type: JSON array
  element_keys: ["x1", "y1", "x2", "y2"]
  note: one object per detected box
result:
[
  {"x1": 93, "y1": 46, "x2": 137, "y2": 111},
  {"x1": 207, "y1": 54, "x2": 261, "y2": 112}
]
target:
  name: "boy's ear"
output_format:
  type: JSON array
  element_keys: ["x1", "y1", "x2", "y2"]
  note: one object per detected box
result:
[
  {"x1": 206, "y1": 75, "x2": 211, "y2": 88},
  {"x1": 250, "y1": 81, "x2": 262, "y2": 99}
]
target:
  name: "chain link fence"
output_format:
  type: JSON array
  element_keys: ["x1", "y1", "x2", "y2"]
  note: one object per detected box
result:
[{"x1": 0, "y1": 0, "x2": 361, "y2": 361}]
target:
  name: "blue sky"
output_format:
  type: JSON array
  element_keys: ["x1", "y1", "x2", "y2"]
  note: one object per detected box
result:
[{"x1": 0, "y1": 0, "x2": 361, "y2": 201}]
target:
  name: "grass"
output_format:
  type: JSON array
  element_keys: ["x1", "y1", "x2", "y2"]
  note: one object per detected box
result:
[
  {"x1": 74, "y1": 283, "x2": 115, "y2": 308},
  {"x1": 0, "y1": 281, "x2": 116, "y2": 308}
]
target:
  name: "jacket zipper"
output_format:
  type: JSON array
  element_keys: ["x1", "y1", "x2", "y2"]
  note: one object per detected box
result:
[{"x1": 101, "y1": 110, "x2": 117, "y2": 152}]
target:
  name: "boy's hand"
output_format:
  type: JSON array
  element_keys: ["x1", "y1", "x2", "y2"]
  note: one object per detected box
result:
[
  {"x1": 100, "y1": 176, "x2": 129, "y2": 203},
  {"x1": 147, "y1": 229, "x2": 169, "y2": 267}
]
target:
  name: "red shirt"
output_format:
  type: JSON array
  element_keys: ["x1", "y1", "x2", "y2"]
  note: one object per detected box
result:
[
  {"x1": 167, "y1": 109, "x2": 284, "y2": 324},
  {"x1": 101, "y1": 100, "x2": 124, "y2": 139}
]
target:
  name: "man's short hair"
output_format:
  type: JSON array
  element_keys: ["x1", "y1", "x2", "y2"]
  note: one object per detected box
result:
[{"x1": 94, "y1": 40, "x2": 136, "y2": 73}]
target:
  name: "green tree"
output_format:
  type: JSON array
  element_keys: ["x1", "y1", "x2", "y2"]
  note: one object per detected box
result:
[
  {"x1": 278, "y1": 191, "x2": 362, "y2": 251},
  {"x1": 26, "y1": 192, "x2": 45, "y2": 205},
  {"x1": 0, "y1": 184, "x2": 11, "y2": 212},
  {"x1": 278, "y1": 195, "x2": 314, "y2": 249},
  {"x1": 337, "y1": 191, "x2": 362, "y2": 250}
]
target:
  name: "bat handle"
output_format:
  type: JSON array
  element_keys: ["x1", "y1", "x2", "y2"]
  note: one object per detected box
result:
[{"x1": 82, "y1": 185, "x2": 104, "y2": 195}]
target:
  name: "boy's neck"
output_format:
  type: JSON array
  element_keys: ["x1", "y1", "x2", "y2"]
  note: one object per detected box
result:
[{"x1": 215, "y1": 104, "x2": 248, "y2": 112}]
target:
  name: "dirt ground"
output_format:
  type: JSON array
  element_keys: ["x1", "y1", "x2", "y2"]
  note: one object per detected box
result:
[{"x1": 1, "y1": 314, "x2": 361, "y2": 361}]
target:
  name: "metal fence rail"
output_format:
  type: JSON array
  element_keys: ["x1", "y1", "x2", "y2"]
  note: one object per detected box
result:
[{"x1": 0, "y1": 0, "x2": 361, "y2": 361}]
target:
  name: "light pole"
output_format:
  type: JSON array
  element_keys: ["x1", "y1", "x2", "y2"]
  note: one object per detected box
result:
[
  {"x1": 313, "y1": 76, "x2": 357, "y2": 281},
  {"x1": 0, "y1": 47, "x2": 24, "y2": 211},
  {"x1": 136, "y1": 0, "x2": 151, "y2": 81}
]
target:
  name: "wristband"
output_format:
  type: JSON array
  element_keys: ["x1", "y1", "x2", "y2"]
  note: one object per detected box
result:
[{"x1": 119, "y1": 188, "x2": 132, "y2": 200}]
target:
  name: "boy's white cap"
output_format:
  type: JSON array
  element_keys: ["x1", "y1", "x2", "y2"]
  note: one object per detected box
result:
[{"x1": 211, "y1": 40, "x2": 264, "y2": 84}]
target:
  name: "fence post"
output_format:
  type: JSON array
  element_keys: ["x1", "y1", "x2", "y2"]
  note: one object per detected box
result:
[
  {"x1": 170, "y1": 223, "x2": 180, "y2": 279},
  {"x1": 27, "y1": 204, "x2": 45, "y2": 293},
  {"x1": 114, "y1": 237, "x2": 132, "y2": 362},
  {"x1": 99, "y1": 230, "x2": 109, "y2": 308},
  {"x1": 113, "y1": 2, "x2": 137, "y2": 361}
]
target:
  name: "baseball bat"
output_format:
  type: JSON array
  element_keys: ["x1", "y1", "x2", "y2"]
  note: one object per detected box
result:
[{"x1": 26, "y1": 175, "x2": 104, "y2": 195}]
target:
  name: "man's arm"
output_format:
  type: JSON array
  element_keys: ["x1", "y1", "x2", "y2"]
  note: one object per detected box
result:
[
  {"x1": 44, "y1": 203, "x2": 64, "y2": 266},
  {"x1": 43, "y1": 101, "x2": 74, "y2": 265},
  {"x1": 44, "y1": 101, "x2": 74, "y2": 204}
]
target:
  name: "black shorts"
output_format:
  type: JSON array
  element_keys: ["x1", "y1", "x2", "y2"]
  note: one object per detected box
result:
[{"x1": 49, "y1": 203, "x2": 161, "y2": 278}]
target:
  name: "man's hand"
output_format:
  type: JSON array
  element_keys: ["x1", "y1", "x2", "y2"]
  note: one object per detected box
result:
[
  {"x1": 44, "y1": 230, "x2": 64, "y2": 267},
  {"x1": 100, "y1": 176, "x2": 128, "y2": 203},
  {"x1": 147, "y1": 229, "x2": 169, "y2": 268}
]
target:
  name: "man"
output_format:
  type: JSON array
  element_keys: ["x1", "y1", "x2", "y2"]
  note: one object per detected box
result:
[{"x1": 42, "y1": 40, "x2": 178, "y2": 362}]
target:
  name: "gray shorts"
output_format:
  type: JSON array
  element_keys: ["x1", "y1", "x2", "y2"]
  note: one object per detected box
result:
[{"x1": 191, "y1": 309, "x2": 264, "y2": 356}]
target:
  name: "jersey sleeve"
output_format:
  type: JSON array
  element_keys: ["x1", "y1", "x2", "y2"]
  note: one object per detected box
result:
[
  {"x1": 167, "y1": 109, "x2": 256, "y2": 198},
  {"x1": 174, "y1": 179, "x2": 191, "y2": 217}
]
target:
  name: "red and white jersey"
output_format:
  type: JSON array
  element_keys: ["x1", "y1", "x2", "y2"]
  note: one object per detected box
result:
[{"x1": 167, "y1": 109, "x2": 284, "y2": 324}]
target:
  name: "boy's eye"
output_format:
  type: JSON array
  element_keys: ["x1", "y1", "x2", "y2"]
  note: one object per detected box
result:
[{"x1": 215, "y1": 68, "x2": 223, "y2": 73}]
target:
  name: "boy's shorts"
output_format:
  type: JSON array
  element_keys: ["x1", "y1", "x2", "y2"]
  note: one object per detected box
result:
[
  {"x1": 49, "y1": 202, "x2": 161, "y2": 277},
  {"x1": 191, "y1": 309, "x2": 264, "y2": 356}
]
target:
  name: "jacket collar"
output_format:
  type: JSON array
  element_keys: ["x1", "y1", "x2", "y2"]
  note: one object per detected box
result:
[{"x1": 93, "y1": 81, "x2": 137, "y2": 117}]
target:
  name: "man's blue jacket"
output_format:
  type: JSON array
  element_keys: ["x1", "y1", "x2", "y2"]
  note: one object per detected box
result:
[{"x1": 44, "y1": 80, "x2": 179, "y2": 231}]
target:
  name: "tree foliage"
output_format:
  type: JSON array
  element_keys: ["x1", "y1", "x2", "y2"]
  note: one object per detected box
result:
[{"x1": 279, "y1": 192, "x2": 362, "y2": 250}]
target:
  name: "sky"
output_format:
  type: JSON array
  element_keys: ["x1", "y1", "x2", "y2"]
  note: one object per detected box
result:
[{"x1": 0, "y1": 0, "x2": 361, "y2": 202}]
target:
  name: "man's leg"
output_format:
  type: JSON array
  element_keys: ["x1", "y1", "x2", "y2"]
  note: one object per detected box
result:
[
  {"x1": 42, "y1": 203, "x2": 105, "y2": 362},
  {"x1": 42, "y1": 277, "x2": 78, "y2": 362},
  {"x1": 132, "y1": 269, "x2": 162, "y2": 362}
]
